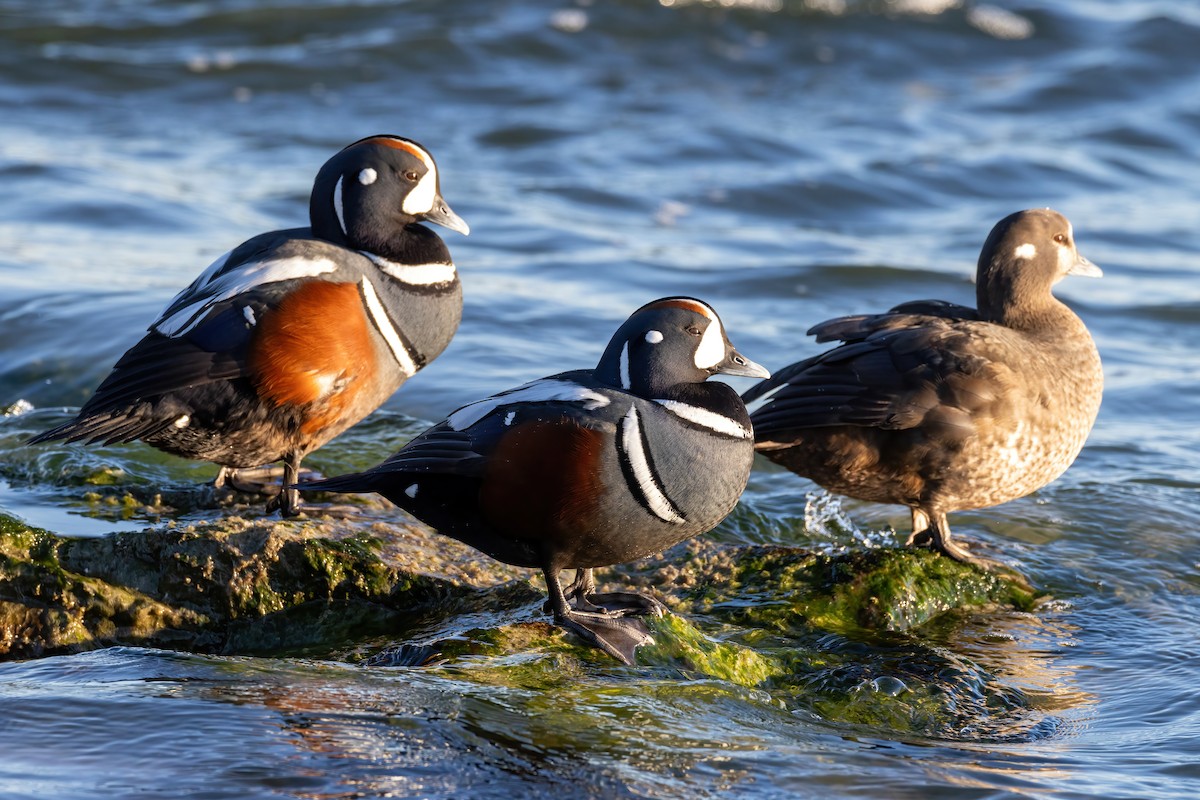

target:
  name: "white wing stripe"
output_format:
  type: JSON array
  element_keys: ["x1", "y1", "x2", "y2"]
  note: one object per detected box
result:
[
  {"x1": 153, "y1": 256, "x2": 338, "y2": 336},
  {"x1": 654, "y1": 400, "x2": 752, "y2": 439},
  {"x1": 448, "y1": 379, "x2": 610, "y2": 431},
  {"x1": 619, "y1": 406, "x2": 686, "y2": 525},
  {"x1": 359, "y1": 277, "x2": 417, "y2": 376}
]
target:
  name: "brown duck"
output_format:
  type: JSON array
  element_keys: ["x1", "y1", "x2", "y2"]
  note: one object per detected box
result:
[{"x1": 742, "y1": 209, "x2": 1103, "y2": 568}]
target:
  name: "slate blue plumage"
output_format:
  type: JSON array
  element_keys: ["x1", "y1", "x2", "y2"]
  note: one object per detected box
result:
[
  {"x1": 30, "y1": 136, "x2": 469, "y2": 515},
  {"x1": 297, "y1": 297, "x2": 770, "y2": 663}
]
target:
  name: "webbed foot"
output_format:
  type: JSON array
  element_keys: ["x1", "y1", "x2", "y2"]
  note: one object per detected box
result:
[{"x1": 555, "y1": 611, "x2": 654, "y2": 666}]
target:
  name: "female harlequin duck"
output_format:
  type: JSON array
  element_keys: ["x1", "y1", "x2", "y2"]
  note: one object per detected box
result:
[
  {"x1": 743, "y1": 209, "x2": 1103, "y2": 570},
  {"x1": 296, "y1": 297, "x2": 770, "y2": 664},
  {"x1": 30, "y1": 135, "x2": 469, "y2": 516}
]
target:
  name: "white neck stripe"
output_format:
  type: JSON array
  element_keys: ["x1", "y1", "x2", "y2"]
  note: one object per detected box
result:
[
  {"x1": 363, "y1": 252, "x2": 457, "y2": 286},
  {"x1": 619, "y1": 406, "x2": 686, "y2": 525},
  {"x1": 653, "y1": 399, "x2": 751, "y2": 440},
  {"x1": 359, "y1": 277, "x2": 417, "y2": 376}
]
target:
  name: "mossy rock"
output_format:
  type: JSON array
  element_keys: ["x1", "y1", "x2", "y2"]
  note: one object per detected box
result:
[
  {"x1": 0, "y1": 510, "x2": 527, "y2": 660},
  {"x1": 620, "y1": 541, "x2": 1037, "y2": 637},
  {"x1": 2, "y1": 507, "x2": 1036, "y2": 671}
]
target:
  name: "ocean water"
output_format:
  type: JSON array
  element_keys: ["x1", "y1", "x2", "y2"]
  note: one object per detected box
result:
[{"x1": 1, "y1": 0, "x2": 1199, "y2": 797}]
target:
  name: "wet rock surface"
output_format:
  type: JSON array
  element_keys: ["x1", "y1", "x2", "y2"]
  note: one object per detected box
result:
[{"x1": 0, "y1": 506, "x2": 1034, "y2": 664}]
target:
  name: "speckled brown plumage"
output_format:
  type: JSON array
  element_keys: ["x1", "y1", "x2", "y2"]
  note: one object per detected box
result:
[{"x1": 743, "y1": 209, "x2": 1103, "y2": 566}]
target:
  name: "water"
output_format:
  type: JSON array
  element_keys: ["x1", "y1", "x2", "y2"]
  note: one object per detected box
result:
[{"x1": 2, "y1": 0, "x2": 1199, "y2": 797}]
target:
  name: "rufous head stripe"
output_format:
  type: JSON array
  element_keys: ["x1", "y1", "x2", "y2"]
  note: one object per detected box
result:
[
  {"x1": 641, "y1": 297, "x2": 715, "y2": 320},
  {"x1": 354, "y1": 136, "x2": 434, "y2": 170}
]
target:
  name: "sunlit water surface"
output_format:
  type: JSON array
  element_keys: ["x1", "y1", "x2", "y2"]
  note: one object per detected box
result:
[{"x1": 2, "y1": 1, "x2": 1199, "y2": 797}]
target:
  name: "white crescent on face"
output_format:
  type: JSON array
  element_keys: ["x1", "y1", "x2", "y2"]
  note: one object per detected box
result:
[
  {"x1": 693, "y1": 314, "x2": 726, "y2": 371},
  {"x1": 401, "y1": 155, "x2": 438, "y2": 216}
]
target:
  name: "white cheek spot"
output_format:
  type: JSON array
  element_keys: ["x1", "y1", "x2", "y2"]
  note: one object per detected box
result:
[
  {"x1": 1013, "y1": 243, "x2": 1037, "y2": 259},
  {"x1": 173, "y1": 415, "x2": 190, "y2": 429},
  {"x1": 645, "y1": 330, "x2": 664, "y2": 344},
  {"x1": 358, "y1": 167, "x2": 377, "y2": 186},
  {"x1": 332, "y1": 175, "x2": 347, "y2": 236},
  {"x1": 242, "y1": 306, "x2": 257, "y2": 326},
  {"x1": 404, "y1": 483, "x2": 419, "y2": 499},
  {"x1": 694, "y1": 319, "x2": 726, "y2": 370},
  {"x1": 402, "y1": 164, "x2": 438, "y2": 216},
  {"x1": 504, "y1": 411, "x2": 516, "y2": 426}
]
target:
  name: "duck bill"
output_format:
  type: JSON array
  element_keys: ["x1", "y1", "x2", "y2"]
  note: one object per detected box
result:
[
  {"x1": 422, "y1": 196, "x2": 470, "y2": 236},
  {"x1": 716, "y1": 348, "x2": 771, "y2": 379},
  {"x1": 1069, "y1": 252, "x2": 1102, "y2": 277}
]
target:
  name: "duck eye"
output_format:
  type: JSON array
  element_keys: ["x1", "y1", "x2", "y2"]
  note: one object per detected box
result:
[
  {"x1": 404, "y1": 170, "x2": 420, "y2": 182},
  {"x1": 1053, "y1": 233, "x2": 1067, "y2": 244},
  {"x1": 685, "y1": 325, "x2": 702, "y2": 336}
]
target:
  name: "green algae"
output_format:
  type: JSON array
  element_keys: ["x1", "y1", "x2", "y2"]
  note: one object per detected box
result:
[
  {"x1": 638, "y1": 613, "x2": 784, "y2": 687},
  {"x1": 649, "y1": 543, "x2": 1036, "y2": 638},
  {"x1": 0, "y1": 511, "x2": 491, "y2": 659}
]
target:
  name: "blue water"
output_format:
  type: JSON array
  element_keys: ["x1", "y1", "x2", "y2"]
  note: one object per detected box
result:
[{"x1": 2, "y1": 1, "x2": 1200, "y2": 797}]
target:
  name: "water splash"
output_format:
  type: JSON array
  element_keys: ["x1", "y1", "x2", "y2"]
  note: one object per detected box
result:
[{"x1": 803, "y1": 490, "x2": 893, "y2": 553}]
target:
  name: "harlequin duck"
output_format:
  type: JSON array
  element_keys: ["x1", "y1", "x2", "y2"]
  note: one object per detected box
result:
[
  {"x1": 29, "y1": 135, "x2": 469, "y2": 516},
  {"x1": 743, "y1": 209, "x2": 1103, "y2": 570},
  {"x1": 295, "y1": 297, "x2": 770, "y2": 663}
]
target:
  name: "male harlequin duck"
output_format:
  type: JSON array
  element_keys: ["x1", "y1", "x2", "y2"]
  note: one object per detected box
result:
[
  {"x1": 743, "y1": 209, "x2": 1103, "y2": 570},
  {"x1": 29, "y1": 135, "x2": 469, "y2": 516},
  {"x1": 296, "y1": 297, "x2": 770, "y2": 664}
]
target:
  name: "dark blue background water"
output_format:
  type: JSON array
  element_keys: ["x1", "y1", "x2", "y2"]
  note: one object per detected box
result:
[{"x1": 2, "y1": 1, "x2": 1199, "y2": 797}]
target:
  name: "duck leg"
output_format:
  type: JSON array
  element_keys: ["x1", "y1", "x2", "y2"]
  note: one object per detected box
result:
[
  {"x1": 215, "y1": 464, "x2": 284, "y2": 495},
  {"x1": 916, "y1": 510, "x2": 976, "y2": 563},
  {"x1": 562, "y1": 568, "x2": 666, "y2": 617},
  {"x1": 266, "y1": 453, "x2": 304, "y2": 517},
  {"x1": 907, "y1": 509, "x2": 1036, "y2": 592},
  {"x1": 543, "y1": 566, "x2": 653, "y2": 665}
]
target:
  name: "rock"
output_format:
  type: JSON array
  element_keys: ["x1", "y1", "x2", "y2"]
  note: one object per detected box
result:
[
  {"x1": 0, "y1": 509, "x2": 528, "y2": 659},
  {"x1": 0, "y1": 509, "x2": 1036, "y2": 663}
]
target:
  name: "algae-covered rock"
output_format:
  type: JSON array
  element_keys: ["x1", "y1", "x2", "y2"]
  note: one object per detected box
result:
[
  {"x1": 1, "y1": 507, "x2": 1035, "y2": 668},
  {"x1": 0, "y1": 510, "x2": 529, "y2": 660},
  {"x1": 617, "y1": 539, "x2": 1037, "y2": 636}
]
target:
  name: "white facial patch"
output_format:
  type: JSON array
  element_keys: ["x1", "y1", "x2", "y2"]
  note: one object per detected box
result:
[
  {"x1": 448, "y1": 379, "x2": 611, "y2": 431},
  {"x1": 645, "y1": 330, "x2": 664, "y2": 344},
  {"x1": 358, "y1": 276, "x2": 418, "y2": 376},
  {"x1": 693, "y1": 317, "x2": 727, "y2": 371},
  {"x1": 402, "y1": 163, "x2": 438, "y2": 216},
  {"x1": 332, "y1": 175, "x2": 347, "y2": 236},
  {"x1": 1013, "y1": 243, "x2": 1037, "y2": 259},
  {"x1": 654, "y1": 399, "x2": 751, "y2": 440},
  {"x1": 618, "y1": 406, "x2": 686, "y2": 525},
  {"x1": 358, "y1": 168, "x2": 377, "y2": 185},
  {"x1": 154, "y1": 255, "x2": 338, "y2": 337},
  {"x1": 619, "y1": 342, "x2": 631, "y2": 390}
]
